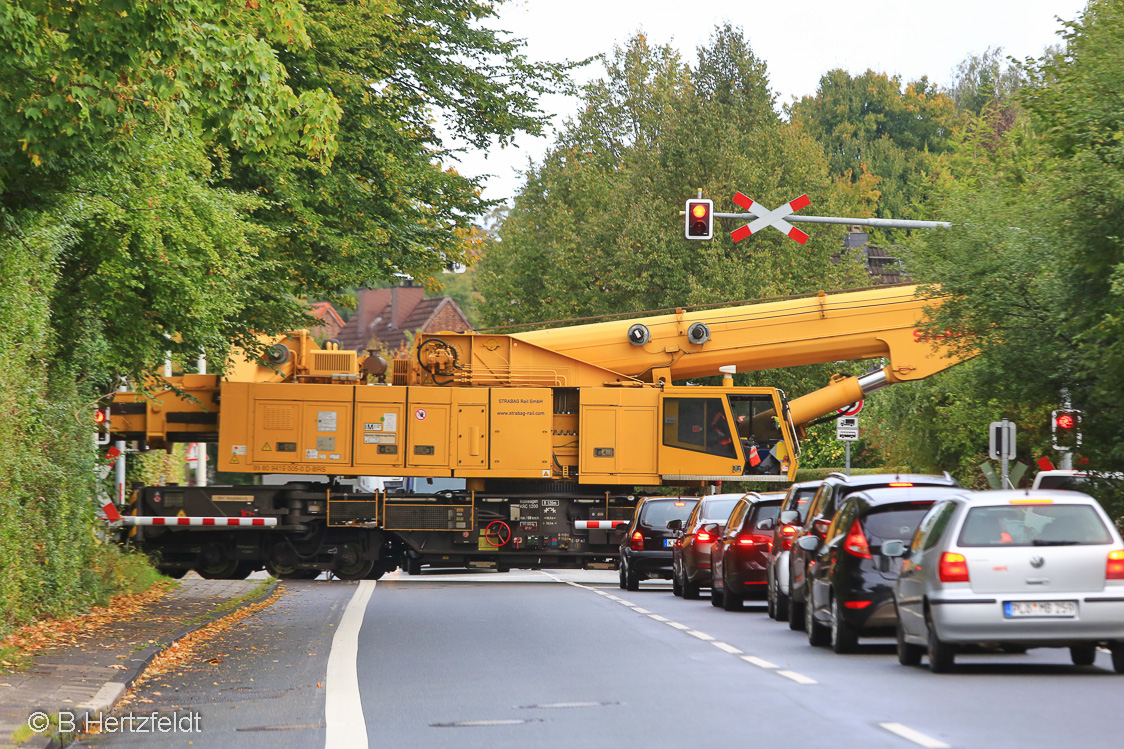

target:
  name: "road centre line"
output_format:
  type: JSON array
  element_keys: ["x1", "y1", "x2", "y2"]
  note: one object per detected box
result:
[
  {"x1": 648, "y1": 614, "x2": 669, "y2": 622},
  {"x1": 712, "y1": 642, "x2": 742, "y2": 655},
  {"x1": 740, "y1": 655, "x2": 778, "y2": 669},
  {"x1": 776, "y1": 670, "x2": 818, "y2": 685},
  {"x1": 666, "y1": 621, "x2": 691, "y2": 630},
  {"x1": 687, "y1": 630, "x2": 714, "y2": 641},
  {"x1": 324, "y1": 580, "x2": 375, "y2": 749},
  {"x1": 879, "y1": 722, "x2": 952, "y2": 748},
  {"x1": 631, "y1": 608, "x2": 651, "y2": 614}
]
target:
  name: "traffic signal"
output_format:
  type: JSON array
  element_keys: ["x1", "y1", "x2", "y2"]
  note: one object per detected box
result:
[
  {"x1": 95, "y1": 407, "x2": 111, "y2": 445},
  {"x1": 684, "y1": 199, "x2": 713, "y2": 240},
  {"x1": 1051, "y1": 409, "x2": 1081, "y2": 451}
]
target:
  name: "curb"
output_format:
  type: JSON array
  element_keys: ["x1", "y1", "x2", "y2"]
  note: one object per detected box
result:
[{"x1": 29, "y1": 578, "x2": 280, "y2": 749}]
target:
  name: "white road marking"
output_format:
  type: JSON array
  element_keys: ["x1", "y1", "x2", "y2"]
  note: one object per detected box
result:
[
  {"x1": 712, "y1": 642, "x2": 742, "y2": 655},
  {"x1": 687, "y1": 629, "x2": 714, "y2": 641},
  {"x1": 618, "y1": 600, "x2": 637, "y2": 607},
  {"x1": 879, "y1": 722, "x2": 951, "y2": 748},
  {"x1": 776, "y1": 670, "x2": 818, "y2": 684},
  {"x1": 740, "y1": 655, "x2": 778, "y2": 669},
  {"x1": 648, "y1": 614, "x2": 669, "y2": 622},
  {"x1": 604, "y1": 594, "x2": 622, "y2": 601},
  {"x1": 632, "y1": 607, "x2": 651, "y2": 614},
  {"x1": 324, "y1": 581, "x2": 376, "y2": 748},
  {"x1": 666, "y1": 621, "x2": 691, "y2": 630}
]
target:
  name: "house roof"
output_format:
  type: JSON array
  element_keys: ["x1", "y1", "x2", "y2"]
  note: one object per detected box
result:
[
  {"x1": 309, "y1": 302, "x2": 344, "y2": 329},
  {"x1": 336, "y1": 288, "x2": 471, "y2": 354}
]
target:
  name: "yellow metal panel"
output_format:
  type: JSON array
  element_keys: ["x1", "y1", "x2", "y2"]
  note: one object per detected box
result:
[
  {"x1": 489, "y1": 387, "x2": 552, "y2": 477},
  {"x1": 252, "y1": 401, "x2": 301, "y2": 463},
  {"x1": 621, "y1": 406, "x2": 658, "y2": 475},
  {"x1": 578, "y1": 389, "x2": 659, "y2": 481},
  {"x1": 455, "y1": 389, "x2": 489, "y2": 468},
  {"x1": 218, "y1": 382, "x2": 252, "y2": 472},
  {"x1": 579, "y1": 406, "x2": 618, "y2": 475},
  {"x1": 301, "y1": 402, "x2": 352, "y2": 465},
  {"x1": 407, "y1": 388, "x2": 452, "y2": 468},
  {"x1": 353, "y1": 387, "x2": 407, "y2": 469}
]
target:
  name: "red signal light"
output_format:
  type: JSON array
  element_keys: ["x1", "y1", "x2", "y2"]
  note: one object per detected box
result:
[
  {"x1": 94, "y1": 410, "x2": 107, "y2": 425},
  {"x1": 684, "y1": 199, "x2": 713, "y2": 240},
  {"x1": 1056, "y1": 413, "x2": 1075, "y2": 430}
]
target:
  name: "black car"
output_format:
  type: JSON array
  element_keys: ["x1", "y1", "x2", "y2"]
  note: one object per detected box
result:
[
  {"x1": 620, "y1": 496, "x2": 700, "y2": 591},
  {"x1": 799, "y1": 486, "x2": 958, "y2": 652},
  {"x1": 710, "y1": 492, "x2": 786, "y2": 611},
  {"x1": 765, "y1": 479, "x2": 822, "y2": 621},
  {"x1": 671, "y1": 493, "x2": 743, "y2": 599},
  {"x1": 786, "y1": 472, "x2": 959, "y2": 630}
]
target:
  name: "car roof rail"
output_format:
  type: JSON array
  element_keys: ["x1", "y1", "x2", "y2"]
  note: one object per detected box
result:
[{"x1": 826, "y1": 471, "x2": 848, "y2": 481}]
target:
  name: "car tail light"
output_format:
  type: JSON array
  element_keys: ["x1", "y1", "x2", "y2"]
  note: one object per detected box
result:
[
  {"x1": 630, "y1": 530, "x2": 644, "y2": 551},
  {"x1": 888, "y1": 482, "x2": 914, "y2": 487},
  {"x1": 844, "y1": 519, "x2": 871, "y2": 559},
  {"x1": 696, "y1": 530, "x2": 713, "y2": 543},
  {"x1": 939, "y1": 552, "x2": 970, "y2": 583},
  {"x1": 737, "y1": 533, "x2": 772, "y2": 550},
  {"x1": 1107, "y1": 550, "x2": 1124, "y2": 580},
  {"x1": 779, "y1": 524, "x2": 798, "y2": 551},
  {"x1": 843, "y1": 600, "x2": 871, "y2": 609}
]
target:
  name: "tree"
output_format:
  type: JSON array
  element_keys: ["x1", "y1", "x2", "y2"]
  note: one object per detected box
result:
[
  {"x1": 907, "y1": 1, "x2": 1124, "y2": 502},
  {"x1": 787, "y1": 70, "x2": 957, "y2": 224}
]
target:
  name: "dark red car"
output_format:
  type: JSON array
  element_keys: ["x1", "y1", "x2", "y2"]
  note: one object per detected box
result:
[
  {"x1": 671, "y1": 493, "x2": 742, "y2": 599},
  {"x1": 710, "y1": 492, "x2": 786, "y2": 610}
]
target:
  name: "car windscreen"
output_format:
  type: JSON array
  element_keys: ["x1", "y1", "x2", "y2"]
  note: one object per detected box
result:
[
  {"x1": 862, "y1": 504, "x2": 934, "y2": 545},
  {"x1": 745, "y1": 502, "x2": 782, "y2": 530},
  {"x1": 701, "y1": 498, "x2": 739, "y2": 522},
  {"x1": 957, "y1": 504, "x2": 1113, "y2": 547},
  {"x1": 640, "y1": 500, "x2": 699, "y2": 528}
]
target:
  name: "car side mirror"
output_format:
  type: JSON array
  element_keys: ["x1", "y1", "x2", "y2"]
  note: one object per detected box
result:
[
  {"x1": 881, "y1": 540, "x2": 905, "y2": 558},
  {"x1": 756, "y1": 518, "x2": 776, "y2": 532},
  {"x1": 779, "y1": 510, "x2": 800, "y2": 525},
  {"x1": 796, "y1": 535, "x2": 820, "y2": 552},
  {"x1": 703, "y1": 522, "x2": 720, "y2": 534},
  {"x1": 813, "y1": 518, "x2": 831, "y2": 536},
  {"x1": 666, "y1": 519, "x2": 682, "y2": 531}
]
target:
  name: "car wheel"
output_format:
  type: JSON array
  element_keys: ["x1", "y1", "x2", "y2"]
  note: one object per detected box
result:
[
  {"x1": 766, "y1": 580, "x2": 777, "y2": 619},
  {"x1": 1070, "y1": 644, "x2": 1097, "y2": 667},
  {"x1": 672, "y1": 567, "x2": 683, "y2": 597},
  {"x1": 710, "y1": 583, "x2": 724, "y2": 607},
  {"x1": 405, "y1": 554, "x2": 422, "y2": 576},
  {"x1": 624, "y1": 561, "x2": 641, "y2": 592},
  {"x1": 775, "y1": 587, "x2": 791, "y2": 622},
  {"x1": 683, "y1": 578, "x2": 701, "y2": 599},
  {"x1": 619, "y1": 562, "x2": 628, "y2": 590},
  {"x1": 831, "y1": 598, "x2": 859, "y2": 654},
  {"x1": 806, "y1": 593, "x2": 830, "y2": 647},
  {"x1": 897, "y1": 620, "x2": 924, "y2": 666},
  {"x1": 723, "y1": 586, "x2": 743, "y2": 612},
  {"x1": 926, "y1": 610, "x2": 955, "y2": 673},
  {"x1": 1111, "y1": 644, "x2": 1124, "y2": 674},
  {"x1": 788, "y1": 597, "x2": 805, "y2": 631}
]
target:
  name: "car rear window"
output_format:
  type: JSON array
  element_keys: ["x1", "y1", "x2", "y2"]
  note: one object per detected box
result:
[
  {"x1": 746, "y1": 502, "x2": 782, "y2": 530},
  {"x1": 862, "y1": 504, "x2": 934, "y2": 545},
  {"x1": 957, "y1": 504, "x2": 1113, "y2": 547},
  {"x1": 701, "y1": 498, "x2": 739, "y2": 522},
  {"x1": 640, "y1": 499, "x2": 698, "y2": 528},
  {"x1": 786, "y1": 488, "x2": 817, "y2": 522},
  {"x1": 1036, "y1": 475, "x2": 1087, "y2": 491}
]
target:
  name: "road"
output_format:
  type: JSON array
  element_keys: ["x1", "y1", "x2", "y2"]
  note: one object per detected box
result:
[{"x1": 76, "y1": 570, "x2": 1122, "y2": 748}]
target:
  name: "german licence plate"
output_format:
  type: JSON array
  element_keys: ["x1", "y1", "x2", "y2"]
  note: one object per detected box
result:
[
  {"x1": 664, "y1": 538, "x2": 676, "y2": 548},
  {"x1": 1003, "y1": 600, "x2": 1077, "y2": 618}
]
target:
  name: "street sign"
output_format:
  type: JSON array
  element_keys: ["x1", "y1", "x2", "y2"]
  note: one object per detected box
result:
[
  {"x1": 730, "y1": 193, "x2": 811, "y2": 244},
  {"x1": 989, "y1": 421, "x2": 1016, "y2": 460},
  {"x1": 837, "y1": 400, "x2": 863, "y2": 417},
  {"x1": 837, "y1": 416, "x2": 859, "y2": 441}
]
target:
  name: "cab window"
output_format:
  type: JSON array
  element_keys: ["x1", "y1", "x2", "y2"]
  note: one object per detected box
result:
[{"x1": 662, "y1": 397, "x2": 737, "y2": 459}]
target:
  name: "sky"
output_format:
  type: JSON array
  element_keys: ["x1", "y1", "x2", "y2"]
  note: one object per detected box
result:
[{"x1": 450, "y1": 0, "x2": 1090, "y2": 205}]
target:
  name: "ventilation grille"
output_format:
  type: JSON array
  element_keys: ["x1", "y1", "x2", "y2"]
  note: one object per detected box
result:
[
  {"x1": 392, "y1": 358, "x2": 410, "y2": 386},
  {"x1": 263, "y1": 406, "x2": 295, "y2": 431},
  {"x1": 309, "y1": 351, "x2": 356, "y2": 376},
  {"x1": 384, "y1": 504, "x2": 470, "y2": 531},
  {"x1": 327, "y1": 498, "x2": 380, "y2": 526}
]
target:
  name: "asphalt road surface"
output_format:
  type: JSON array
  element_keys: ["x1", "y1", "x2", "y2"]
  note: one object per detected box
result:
[{"x1": 77, "y1": 570, "x2": 1123, "y2": 748}]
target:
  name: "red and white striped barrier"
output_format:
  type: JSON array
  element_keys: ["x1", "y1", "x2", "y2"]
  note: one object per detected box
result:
[
  {"x1": 574, "y1": 520, "x2": 628, "y2": 530},
  {"x1": 730, "y1": 192, "x2": 811, "y2": 245},
  {"x1": 116, "y1": 516, "x2": 277, "y2": 528}
]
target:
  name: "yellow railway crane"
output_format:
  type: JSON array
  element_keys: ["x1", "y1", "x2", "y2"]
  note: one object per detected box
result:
[{"x1": 108, "y1": 284, "x2": 967, "y2": 580}]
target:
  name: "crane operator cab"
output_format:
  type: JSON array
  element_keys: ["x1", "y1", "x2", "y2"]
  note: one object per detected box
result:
[{"x1": 659, "y1": 389, "x2": 795, "y2": 481}]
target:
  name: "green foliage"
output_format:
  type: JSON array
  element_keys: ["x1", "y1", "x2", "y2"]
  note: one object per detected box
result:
[
  {"x1": 479, "y1": 25, "x2": 869, "y2": 331},
  {"x1": 908, "y1": 1, "x2": 1124, "y2": 504},
  {"x1": 788, "y1": 69, "x2": 958, "y2": 226}
]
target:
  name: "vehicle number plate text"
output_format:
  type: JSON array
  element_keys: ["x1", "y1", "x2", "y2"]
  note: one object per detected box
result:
[
  {"x1": 664, "y1": 539, "x2": 676, "y2": 548},
  {"x1": 1003, "y1": 600, "x2": 1077, "y2": 618}
]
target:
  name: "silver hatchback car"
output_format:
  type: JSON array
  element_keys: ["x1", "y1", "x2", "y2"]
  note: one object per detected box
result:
[{"x1": 892, "y1": 490, "x2": 1124, "y2": 673}]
